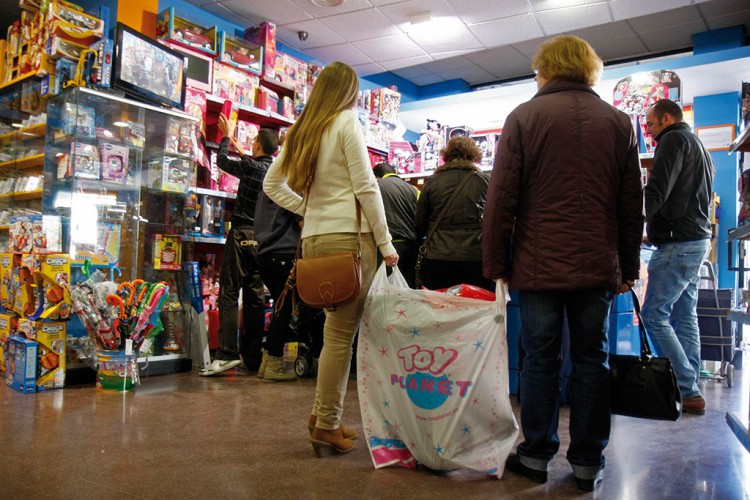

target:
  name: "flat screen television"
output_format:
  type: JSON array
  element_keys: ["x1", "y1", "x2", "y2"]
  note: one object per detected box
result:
[
  {"x1": 162, "y1": 41, "x2": 213, "y2": 93},
  {"x1": 113, "y1": 22, "x2": 186, "y2": 110}
]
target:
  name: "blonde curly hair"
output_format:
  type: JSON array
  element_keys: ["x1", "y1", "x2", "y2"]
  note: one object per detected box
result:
[{"x1": 532, "y1": 35, "x2": 603, "y2": 86}]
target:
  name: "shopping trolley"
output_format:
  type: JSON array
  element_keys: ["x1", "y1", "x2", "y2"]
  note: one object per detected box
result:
[{"x1": 696, "y1": 261, "x2": 737, "y2": 387}]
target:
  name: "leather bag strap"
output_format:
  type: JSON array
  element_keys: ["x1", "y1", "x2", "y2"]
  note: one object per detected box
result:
[
  {"x1": 629, "y1": 287, "x2": 654, "y2": 360},
  {"x1": 421, "y1": 170, "x2": 479, "y2": 251}
]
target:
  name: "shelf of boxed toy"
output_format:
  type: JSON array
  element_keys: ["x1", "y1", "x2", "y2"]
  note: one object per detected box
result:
[{"x1": 205, "y1": 94, "x2": 294, "y2": 129}]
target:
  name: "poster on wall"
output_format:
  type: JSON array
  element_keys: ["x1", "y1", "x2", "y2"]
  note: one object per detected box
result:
[{"x1": 613, "y1": 70, "x2": 681, "y2": 153}]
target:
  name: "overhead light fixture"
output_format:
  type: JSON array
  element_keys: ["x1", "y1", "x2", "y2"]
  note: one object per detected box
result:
[
  {"x1": 405, "y1": 12, "x2": 461, "y2": 36},
  {"x1": 409, "y1": 12, "x2": 433, "y2": 25},
  {"x1": 311, "y1": 0, "x2": 343, "y2": 6}
]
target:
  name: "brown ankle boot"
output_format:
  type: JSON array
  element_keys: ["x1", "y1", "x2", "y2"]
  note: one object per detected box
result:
[
  {"x1": 307, "y1": 415, "x2": 358, "y2": 440},
  {"x1": 310, "y1": 427, "x2": 355, "y2": 457}
]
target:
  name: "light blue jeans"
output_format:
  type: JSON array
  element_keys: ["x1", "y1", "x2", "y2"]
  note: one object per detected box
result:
[{"x1": 641, "y1": 239, "x2": 711, "y2": 399}]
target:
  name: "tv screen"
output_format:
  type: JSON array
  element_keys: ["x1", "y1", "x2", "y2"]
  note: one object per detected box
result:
[
  {"x1": 162, "y1": 41, "x2": 213, "y2": 93},
  {"x1": 113, "y1": 22, "x2": 186, "y2": 110}
]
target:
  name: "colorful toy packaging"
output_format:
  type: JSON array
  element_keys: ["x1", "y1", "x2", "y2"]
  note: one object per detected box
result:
[
  {"x1": 273, "y1": 52, "x2": 308, "y2": 89},
  {"x1": 88, "y1": 37, "x2": 114, "y2": 88},
  {"x1": 5, "y1": 336, "x2": 37, "y2": 393},
  {"x1": 212, "y1": 62, "x2": 259, "y2": 106},
  {"x1": 100, "y1": 142, "x2": 131, "y2": 183},
  {"x1": 243, "y1": 21, "x2": 276, "y2": 80},
  {"x1": 18, "y1": 319, "x2": 66, "y2": 390},
  {"x1": 0, "y1": 313, "x2": 19, "y2": 373},
  {"x1": 0, "y1": 254, "x2": 12, "y2": 310},
  {"x1": 218, "y1": 31, "x2": 261, "y2": 75},
  {"x1": 164, "y1": 117, "x2": 195, "y2": 157},
  {"x1": 46, "y1": 2, "x2": 104, "y2": 47},
  {"x1": 122, "y1": 121, "x2": 146, "y2": 149},
  {"x1": 235, "y1": 120, "x2": 259, "y2": 152},
  {"x1": 58, "y1": 141, "x2": 100, "y2": 179},
  {"x1": 61, "y1": 102, "x2": 96, "y2": 138},
  {"x1": 199, "y1": 195, "x2": 225, "y2": 236},
  {"x1": 9, "y1": 215, "x2": 34, "y2": 253},
  {"x1": 156, "y1": 7, "x2": 216, "y2": 55},
  {"x1": 70, "y1": 222, "x2": 121, "y2": 265},
  {"x1": 154, "y1": 234, "x2": 183, "y2": 271},
  {"x1": 146, "y1": 156, "x2": 196, "y2": 193},
  {"x1": 32, "y1": 254, "x2": 71, "y2": 321},
  {"x1": 10, "y1": 254, "x2": 39, "y2": 318}
]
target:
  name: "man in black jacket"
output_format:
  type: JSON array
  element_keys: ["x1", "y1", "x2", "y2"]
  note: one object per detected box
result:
[
  {"x1": 201, "y1": 117, "x2": 278, "y2": 376},
  {"x1": 642, "y1": 98, "x2": 715, "y2": 414}
]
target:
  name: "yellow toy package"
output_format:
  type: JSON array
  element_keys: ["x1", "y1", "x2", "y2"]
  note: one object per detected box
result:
[
  {"x1": 31, "y1": 254, "x2": 71, "y2": 321},
  {"x1": 0, "y1": 313, "x2": 19, "y2": 373},
  {"x1": 11, "y1": 254, "x2": 39, "y2": 318},
  {"x1": 0, "y1": 253, "x2": 12, "y2": 310},
  {"x1": 18, "y1": 319, "x2": 66, "y2": 390}
]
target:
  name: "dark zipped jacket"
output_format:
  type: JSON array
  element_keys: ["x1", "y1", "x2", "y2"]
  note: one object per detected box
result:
[
  {"x1": 217, "y1": 137, "x2": 272, "y2": 227},
  {"x1": 415, "y1": 160, "x2": 490, "y2": 261},
  {"x1": 645, "y1": 122, "x2": 714, "y2": 245},
  {"x1": 482, "y1": 79, "x2": 644, "y2": 290}
]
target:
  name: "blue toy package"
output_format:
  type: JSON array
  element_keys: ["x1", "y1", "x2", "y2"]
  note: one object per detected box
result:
[
  {"x1": 5, "y1": 336, "x2": 38, "y2": 394},
  {"x1": 89, "y1": 38, "x2": 114, "y2": 88}
]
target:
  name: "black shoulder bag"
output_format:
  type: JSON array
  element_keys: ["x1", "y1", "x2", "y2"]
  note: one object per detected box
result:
[{"x1": 609, "y1": 288, "x2": 682, "y2": 420}]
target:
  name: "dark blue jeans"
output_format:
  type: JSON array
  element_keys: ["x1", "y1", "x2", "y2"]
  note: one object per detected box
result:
[{"x1": 517, "y1": 289, "x2": 613, "y2": 480}]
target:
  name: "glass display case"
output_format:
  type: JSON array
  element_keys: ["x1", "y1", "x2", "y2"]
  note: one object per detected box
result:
[{"x1": 43, "y1": 86, "x2": 199, "y2": 374}]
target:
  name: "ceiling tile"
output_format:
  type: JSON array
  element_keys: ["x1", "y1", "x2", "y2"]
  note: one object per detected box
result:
[
  {"x1": 592, "y1": 35, "x2": 649, "y2": 61},
  {"x1": 368, "y1": 0, "x2": 404, "y2": 5},
  {"x1": 697, "y1": 0, "x2": 750, "y2": 17},
  {"x1": 627, "y1": 5, "x2": 704, "y2": 32},
  {"x1": 638, "y1": 20, "x2": 707, "y2": 52},
  {"x1": 410, "y1": 74, "x2": 449, "y2": 86},
  {"x1": 380, "y1": 55, "x2": 435, "y2": 71},
  {"x1": 568, "y1": 20, "x2": 636, "y2": 41},
  {"x1": 391, "y1": 65, "x2": 435, "y2": 78},
  {"x1": 466, "y1": 45, "x2": 531, "y2": 73},
  {"x1": 351, "y1": 62, "x2": 388, "y2": 77},
  {"x1": 612, "y1": 0, "x2": 694, "y2": 24},
  {"x1": 377, "y1": 0, "x2": 459, "y2": 27},
  {"x1": 431, "y1": 50, "x2": 482, "y2": 61},
  {"x1": 446, "y1": 0, "x2": 530, "y2": 24},
  {"x1": 703, "y1": 9, "x2": 750, "y2": 32},
  {"x1": 530, "y1": 0, "x2": 605, "y2": 12},
  {"x1": 424, "y1": 55, "x2": 478, "y2": 73},
  {"x1": 535, "y1": 2, "x2": 613, "y2": 34},
  {"x1": 276, "y1": 20, "x2": 346, "y2": 50},
  {"x1": 408, "y1": 25, "x2": 483, "y2": 53},
  {"x1": 511, "y1": 35, "x2": 557, "y2": 59},
  {"x1": 319, "y1": 8, "x2": 402, "y2": 41},
  {"x1": 218, "y1": 0, "x2": 313, "y2": 24},
  {"x1": 290, "y1": 0, "x2": 375, "y2": 17},
  {"x1": 303, "y1": 43, "x2": 373, "y2": 65},
  {"x1": 198, "y1": 3, "x2": 258, "y2": 26},
  {"x1": 456, "y1": 64, "x2": 501, "y2": 85},
  {"x1": 470, "y1": 14, "x2": 544, "y2": 47},
  {"x1": 353, "y1": 34, "x2": 427, "y2": 61}
]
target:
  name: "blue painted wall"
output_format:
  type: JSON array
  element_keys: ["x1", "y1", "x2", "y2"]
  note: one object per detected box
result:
[{"x1": 694, "y1": 92, "x2": 742, "y2": 289}]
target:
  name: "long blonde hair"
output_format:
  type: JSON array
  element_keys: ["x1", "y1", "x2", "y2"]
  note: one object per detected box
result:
[{"x1": 279, "y1": 61, "x2": 360, "y2": 193}]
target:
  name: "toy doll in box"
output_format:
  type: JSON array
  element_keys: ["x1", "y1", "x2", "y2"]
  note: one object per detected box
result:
[
  {"x1": 243, "y1": 21, "x2": 276, "y2": 80},
  {"x1": 235, "y1": 120, "x2": 259, "y2": 152},
  {"x1": 100, "y1": 142, "x2": 130, "y2": 183},
  {"x1": 157, "y1": 7, "x2": 216, "y2": 55},
  {"x1": 199, "y1": 195, "x2": 225, "y2": 236},
  {"x1": 218, "y1": 31, "x2": 261, "y2": 75}
]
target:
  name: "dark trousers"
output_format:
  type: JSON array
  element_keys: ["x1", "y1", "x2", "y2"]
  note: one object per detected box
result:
[
  {"x1": 218, "y1": 225, "x2": 265, "y2": 368},
  {"x1": 418, "y1": 258, "x2": 494, "y2": 291},
  {"x1": 258, "y1": 252, "x2": 296, "y2": 358},
  {"x1": 391, "y1": 240, "x2": 418, "y2": 288},
  {"x1": 517, "y1": 289, "x2": 613, "y2": 477}
]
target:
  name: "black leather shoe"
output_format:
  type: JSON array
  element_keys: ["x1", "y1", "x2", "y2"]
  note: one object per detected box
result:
[
  {"x1": 505, "y1": 454, "x2": 548, "y2": 484},
  {"x1": 575, "y1": 471, "x2": 603, "y2": 491}
]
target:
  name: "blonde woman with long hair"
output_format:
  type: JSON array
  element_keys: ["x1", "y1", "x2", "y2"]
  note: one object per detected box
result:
[{"x1": 264, "y1": 61, "x2": 398, "y2": 456}]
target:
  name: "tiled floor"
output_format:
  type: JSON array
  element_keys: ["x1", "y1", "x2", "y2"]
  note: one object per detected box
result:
[{"x1": 1, "y1": 354, "x2": 748, "y2": 499}]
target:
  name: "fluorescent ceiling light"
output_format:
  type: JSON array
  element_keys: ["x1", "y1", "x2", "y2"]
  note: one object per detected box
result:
[
  {"x1": 311, "y1": 0, "x2": 343, "y2": 6},
  {"x1": 405, "y1": 14, "x2": 462, "y2": 37}
]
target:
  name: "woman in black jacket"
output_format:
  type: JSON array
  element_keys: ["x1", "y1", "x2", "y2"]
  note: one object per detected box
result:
[{"x1": 415, "y1": 136, "x2": 492, "y2": 291}]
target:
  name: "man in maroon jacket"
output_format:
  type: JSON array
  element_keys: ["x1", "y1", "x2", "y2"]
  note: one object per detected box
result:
[{"x1": 483, "y1": 35, "x2": 644, "y2": 491}]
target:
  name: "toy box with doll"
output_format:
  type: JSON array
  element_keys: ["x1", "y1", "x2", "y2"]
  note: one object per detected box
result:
[
  {"x1": 212, "y1": 62, "x2": 259, "y2": 105},
  {"x1": 281, "y1": 96, "x2": 295, "y2": 119},
  {"x1": 17, "y1": 319, "x2": 66, "y2": 390},
  {"x1": 156, "y1": 7, "x2": 216, "y2": 55},
  {"x1": 100, "y1": 142, "x2": 131, "y2": 184},
  {"x1": 33, "y1": 254, "x2": 71, "y2": 321},
  {"x1": 235, "y1": 120, "x2": 259, "y2": 152},
  {"x1": 379, "y1": 87, "x2": 401, "y2": 123},
  {"x1": 199, "y1": 195, "x2": 225, "y2": 236},
  {"x1": 31, "y1": 214, "x2": 62, "y2": 255},
  {"x1": 218, "y1": 31, "x2": 261, "y2": 75},
  {"x1": 184, "y1": 88, "x2": 207, "y2": 132},
  {"x1": 256, "y1": 87, "x2": 279, "y2": 114},
  {"x1": 154, "y1": 234, "x2": 183, "y2": 271},
  {"x1": 218, "y1": 170, "x2": 240, "y2": 195},
  {"x1": 243, "y1": 21, "x2": 276, "y2": 80},
  {"x1": 164, "y1": 117, "x2": 195, "y2": 158},
  {"x1": 146, "y1": 156, "x2": 196, "y2": 193},
  {"x1": 0, "y1": 314, "x2": 18, "y2": 373},
  {"x1": 273, "y1": 52, "x2": 308, "y2": 89},
  {"x1": 5, "y1": 336, "x2": 37, "y2": 393}
]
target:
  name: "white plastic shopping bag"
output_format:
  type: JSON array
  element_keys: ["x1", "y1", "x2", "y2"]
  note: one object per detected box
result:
[{"x1": 357, "y1": 264, "x2": 518, "y2": 477}]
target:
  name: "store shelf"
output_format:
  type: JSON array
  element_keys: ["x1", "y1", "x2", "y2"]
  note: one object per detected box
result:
[
  {"x1": 729, "y1": 125, "x2": 750, "y2": 154},
  {"x1": 206, "y1": 95, "x2": 296, "y2": 128},
  {"x1": 728, "y1": 224, "x2": 750, "y2": 242},
  {"x1": 183, "y1": 234, "x2": 226, "y2": 244},
  {"x1": 0, "y1": 189, "x2": 43, "y2": 201},
  {"x1": 190, "y1": 187, "x2": 237, "y2": 200},
  {"x1": 0, "y1": 123, "x2": 46, "y2": 143},
  {"x1": 0, "y1": 72, "x2": 37, "y2": 91},
  {"x1": 367, "y1": 144, "x2": 389, "y2": 155},
  {"x1": 261, "y1": 76, "x2": 296, "y2": 95},
  {"x1": 0, "y1": 225, "x2": 8, "y2": 231},
  {"x1": 0, "y1": 153, "x2": 45, "y2": 171}
]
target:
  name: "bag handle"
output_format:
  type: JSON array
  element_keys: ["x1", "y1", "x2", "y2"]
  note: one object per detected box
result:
[{"x1": 629, "y1": 287, "x2": 654, "y2": 360}]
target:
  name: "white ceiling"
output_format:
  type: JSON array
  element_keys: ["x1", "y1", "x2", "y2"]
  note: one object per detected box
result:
[{"x1": 185, "y1": 0, "x2": 750, "y2": 88}]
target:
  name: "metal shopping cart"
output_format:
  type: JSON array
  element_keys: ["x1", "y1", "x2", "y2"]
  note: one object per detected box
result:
[{"x1": 696, "y1": 261, "x2": 737, "y2": 387}]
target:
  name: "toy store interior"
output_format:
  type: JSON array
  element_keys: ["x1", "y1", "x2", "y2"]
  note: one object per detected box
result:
[{"x1": 1, "y1": 0, "x2": 750, "y2": 497}]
